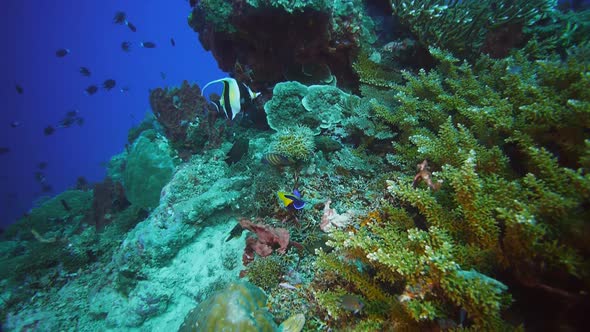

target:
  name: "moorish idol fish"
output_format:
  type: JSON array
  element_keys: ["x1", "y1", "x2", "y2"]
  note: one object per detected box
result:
[
  {"x1": 277, "y1": 189, "x2": 306, "y2": 210},
  {"x1": 243, "y1": 82, "x2": 260, "y2": 100},
  {"x1": 202, "y1": 77, "x2": 260, "y2": 121}
]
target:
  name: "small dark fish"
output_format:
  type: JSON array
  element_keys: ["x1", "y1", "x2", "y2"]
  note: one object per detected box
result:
[
  {"x1": 34, "y1": 171, "x2": 46, "y2": 183},
  {"x1": 262, "y1": 153, "x2": 295, "y2": 166},
  {"x1": 76, "y1": 117, "x2": 84, "y2": 126},
  {"x1": 160, "y1": 72, "x2": 166, "y2": 80},
  {"x1": 55, "y1": 48, "x2": 70, "y2": 57},
  {"x1": 10, "y1": 121, "x2": 22, "y2": 128},
  {"x1": 126, "y1": 21, "x2": 137, "y2": 32},
  {"x1": 85, "y1": 85, "x2": 98, "y2": 95},
  {"x1": 103, "y1": 79, "x2": 116, "y2": 91},
  {"x1": 66, "y1": 109, "x2": 79, "y2": 118},
  {"x1": 170, "y1": 38, "x2": 176, "y2": 46},
  {"x1": 37, "y1": 162, "x2": 48, "y2": 170},
  {"x1": 113, "y1": 11, "x2": 126, "y2": 24},
  {"x1": 79, "y1": 67, "x2": 91, "y2": 77},
  {"x1": 226, "y1": 138, "x2": 249, "y2": 165},
  {"x1": 0, "y1": 147, "x2": 10, "y2": 155},
  {"x1": 225, "y1": 223, "x2": 244, "y2": 242},
  {"x1": 140, "y1": 41, "x2": 156, "y2": 48},
  {"x1": 75, "y1": 176, "x2": 89, "y2": 190},
  {"x1": 120, "y1": 86, "x2": 130, "y2": 93},
  {"x1": 60, "y1": 199, "x2": 71, "y2": 211},
  {"x1": 339, "y1": 295, "x2": 364, "y2": 314},
  {"x1": 121, "y1": 41, "x2": 131, "y2": 52},
  {"x1": 41, "y1": 184, "x2": 53, "y2": 193},
  {"x1": 59, "y1": 117, "x2": 76, "y2": 128},
  {"x1": 44, "y1": 126, "x2": 55, "y2": 136},
  {"x1": 15, "y1": 84, "x2": 23, "y2": 94}
]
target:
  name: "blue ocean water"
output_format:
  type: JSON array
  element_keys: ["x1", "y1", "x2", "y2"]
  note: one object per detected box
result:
[
  {"x1": 0, "y1": 0, "x2": 223, "y2": 229},
  {"x1": 0, "y1": 0, "x2": 589, "y2": 330}
]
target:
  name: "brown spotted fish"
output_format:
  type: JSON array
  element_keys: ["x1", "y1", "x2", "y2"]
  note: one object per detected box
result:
[{"x1": 340, "y1": 294, "x2": 364, "y2": 314}]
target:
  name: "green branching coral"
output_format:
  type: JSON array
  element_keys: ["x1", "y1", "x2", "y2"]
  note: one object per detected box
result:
[
  {"x1": 523, "y1": 8, "x2": 590, "y2": 59},
  {"x1": 390, "y1": 0, "x2": 556, "y2": 58},
  {"x1": 315, "y1": 45, "x2": 590, "y2": 329},
  {"x1": 386, "y1": 46, "x2": 590, "y2": 172},
  {"x1": 352, "y1": 51, "x2": 400, "y2": 89},
  {"x1": 317, "y1": 222, "x2": 511, "y2": 329}
]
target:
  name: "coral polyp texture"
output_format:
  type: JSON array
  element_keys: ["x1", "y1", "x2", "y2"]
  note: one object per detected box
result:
[
  {"x1": 2, "y1": 1, "x2": 590, "y2": 331},
  {"x1": 270, "y1": 125, "x2": 316, "y2": 162}
]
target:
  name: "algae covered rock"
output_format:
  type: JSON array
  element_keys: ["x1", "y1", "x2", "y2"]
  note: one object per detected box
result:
[
  {"x1": 179, "y1": 281, "x2": 305, "y2": 332},
  {"x1": 123, "y1": 130, "x2": 177, "y2": 209},
  {"x1": 178, "y1": 281, "x2": 277, "y2": 332},
  {"x1": 3, "y1": 189, "x2": 93, "y2": 237}
]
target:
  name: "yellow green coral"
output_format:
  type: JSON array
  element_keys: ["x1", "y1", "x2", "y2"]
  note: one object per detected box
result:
[
  {"x1": 312, "y1": 43, "x2": 590, "y2": 330},
  {"x1": 270, "y1": 125, "x2": 316, "y2": 162}
]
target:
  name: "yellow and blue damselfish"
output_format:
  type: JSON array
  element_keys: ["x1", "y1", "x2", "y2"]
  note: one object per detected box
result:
[{"x1": 277, "y1": 189, "x2": 306, "y2": 210}]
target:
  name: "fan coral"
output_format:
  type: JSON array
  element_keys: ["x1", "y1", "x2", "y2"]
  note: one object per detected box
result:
[
  {"x1": 92, "y1": 177, "x2": 129, "y2": 231},
  {"x1": 149, "y1": 81, "x2": 215, "y2": 156},
  {"x1": 122, "y1": 131, "x2": 177, "y2": 209}
]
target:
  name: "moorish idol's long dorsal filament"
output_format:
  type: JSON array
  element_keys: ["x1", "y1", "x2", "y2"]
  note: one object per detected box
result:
[{"x1": 202, "y1": 77, "x2": 242, "y2": 120}]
